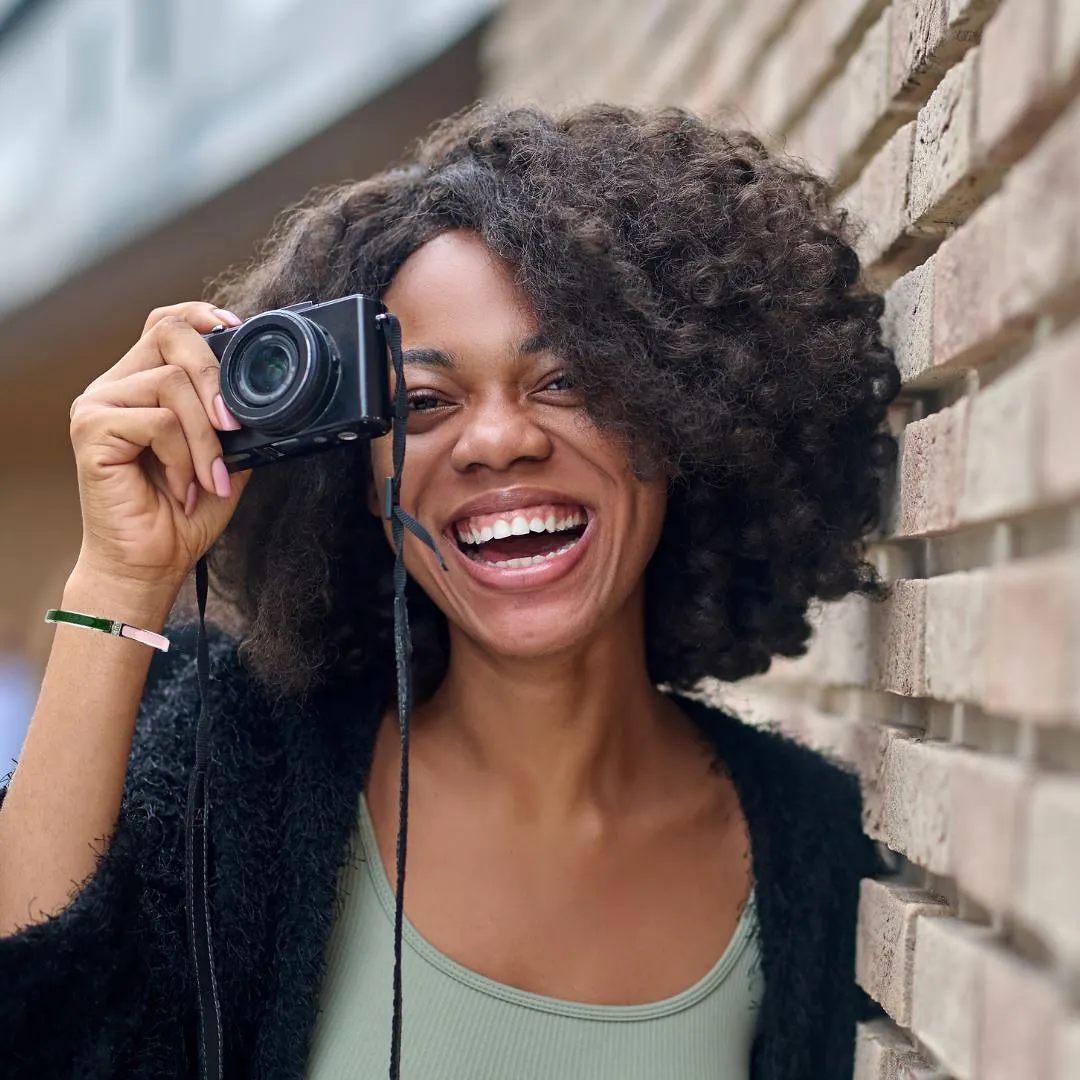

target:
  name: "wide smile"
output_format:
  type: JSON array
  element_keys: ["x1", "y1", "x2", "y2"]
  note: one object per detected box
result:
[{"x1": 443, "y1": 502, "x2": 595, "y2": 590}]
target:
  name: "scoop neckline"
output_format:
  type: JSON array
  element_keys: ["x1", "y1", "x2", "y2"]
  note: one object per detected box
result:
[{"x1": 356, "y1": 793, "x2": 757, "y2": 1022}]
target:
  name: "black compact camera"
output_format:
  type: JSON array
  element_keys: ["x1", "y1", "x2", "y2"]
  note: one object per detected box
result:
[{"x1": 205, "y1": 294, "x2": 392, "y2": 471}]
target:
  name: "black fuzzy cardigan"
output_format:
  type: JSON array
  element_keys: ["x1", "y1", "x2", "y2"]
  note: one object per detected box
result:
[{"x1": 1, "y1": 630, "x2": 885, "y2": 1079}]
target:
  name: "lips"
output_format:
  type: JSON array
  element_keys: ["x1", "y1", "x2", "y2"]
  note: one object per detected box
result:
[
  {"x1": 449, "y1": 503, "x2": 585, "y2": 570},
  {"x1": 439, "y1": 489, "x2": 595, "y2": 589},
  {"x1": 445, "y1": 511, "x2": 595, "y2": 589}
]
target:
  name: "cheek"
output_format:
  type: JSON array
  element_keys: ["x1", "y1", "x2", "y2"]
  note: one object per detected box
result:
[
  {"x1": 369, "y1": 434, "x2": 394, "y2": 478},
  {"x1": 582, "y1": 433, "x2": 668, "y2": 554},
  {"x1": 630, "y1": 480, "x2": 668, "y2": 554}
]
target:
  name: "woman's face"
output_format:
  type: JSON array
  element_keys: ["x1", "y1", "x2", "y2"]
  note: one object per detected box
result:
[{"x1": 370, "y1": 230, "x2": 667, "y2": 661}]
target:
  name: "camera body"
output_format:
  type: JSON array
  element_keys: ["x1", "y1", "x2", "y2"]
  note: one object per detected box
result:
[{"x1": 205, "y1": 294, "x2": 392, "y2": 472}]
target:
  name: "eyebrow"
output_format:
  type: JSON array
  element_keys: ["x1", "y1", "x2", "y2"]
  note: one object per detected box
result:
[{"x1": 401, "y1": 332, "x2": 550, "y2": 369}]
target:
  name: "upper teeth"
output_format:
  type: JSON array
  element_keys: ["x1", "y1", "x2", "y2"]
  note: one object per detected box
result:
[{"x1": 455, "y1": 508, "x2": 587, "y2": 546}]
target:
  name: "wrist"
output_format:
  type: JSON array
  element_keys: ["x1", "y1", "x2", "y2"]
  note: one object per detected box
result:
[{"x1": 62, "y1": 564, "x2": 183, "y2": 633}]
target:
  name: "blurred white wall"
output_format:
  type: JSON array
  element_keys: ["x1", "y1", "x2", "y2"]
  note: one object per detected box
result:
[{"x1": 0, "y1": 0, "x2": 496, "y2": 319}]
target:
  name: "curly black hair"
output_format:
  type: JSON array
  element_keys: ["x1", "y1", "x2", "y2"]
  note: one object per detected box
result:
[{"x1": 204, "y1": 102, "x2": 900, "y2": 700}]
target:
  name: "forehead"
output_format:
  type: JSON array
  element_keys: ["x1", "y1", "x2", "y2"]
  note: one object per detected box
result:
[{"x1": 384, "y1": 231, "x2": 538, "y2": 353}]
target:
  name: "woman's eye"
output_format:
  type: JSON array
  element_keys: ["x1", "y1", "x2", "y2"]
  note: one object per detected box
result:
[
  {"x1": 406, "y1": 392, "x2": 443, "y2": 413},
  {"x1": 542, "y1": 372, "x2": 574, "y2": 393},
  {"x1": 538, "y1": 372, "x2": 583, "y2": 404}
]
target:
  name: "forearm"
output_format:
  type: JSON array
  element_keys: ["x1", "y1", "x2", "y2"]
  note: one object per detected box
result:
[{"x1": 0, "y1": 567, "x2": 179, "y2": 936}]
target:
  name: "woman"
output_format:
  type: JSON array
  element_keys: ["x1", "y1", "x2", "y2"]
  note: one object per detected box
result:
[{"x1": 0, "y1": 104, "x2": 897, "y2": 1080}]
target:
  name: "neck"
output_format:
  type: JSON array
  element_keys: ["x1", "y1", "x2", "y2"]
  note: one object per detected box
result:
[{"x1": 410, "y1": 588, "x2": 696, "y2": 822}]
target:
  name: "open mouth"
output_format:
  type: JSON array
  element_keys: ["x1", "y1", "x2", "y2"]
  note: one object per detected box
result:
[{"x1": 452, "y1": 503, "x2": 589, "y2": 569}]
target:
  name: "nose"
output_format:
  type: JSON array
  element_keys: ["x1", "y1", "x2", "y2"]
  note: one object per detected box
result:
[{"x1": 449, "y1": 396, "x2": 553, "y2": 473}]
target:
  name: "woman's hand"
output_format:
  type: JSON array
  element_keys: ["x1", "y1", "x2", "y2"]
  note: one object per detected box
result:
[{"x1": 68, "y1": 301, "x2": 252, "y2": 600}]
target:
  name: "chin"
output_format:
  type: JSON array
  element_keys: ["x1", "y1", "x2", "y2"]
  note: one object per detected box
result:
[{"x1": 462, "y1": 607, "x2": 598, "y2": 662}]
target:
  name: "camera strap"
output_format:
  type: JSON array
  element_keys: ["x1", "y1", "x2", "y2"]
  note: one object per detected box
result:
[
  {"x1": 184, "y1": 310, "x2": 445, "y2": 1080},
  {"x1": 377, "y1": 310, "x2": 447, "y2": 1080},
  {"x1": 186, "y1": 556, "x2": 223, "y2": 1080}
]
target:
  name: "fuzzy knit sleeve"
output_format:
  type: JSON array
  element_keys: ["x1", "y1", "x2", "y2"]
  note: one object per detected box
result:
[
  {"x1": 0, "y1": 625, "x2": 222, "y2": 1079},
  {"x1": 680, "y1": 697, "x2": 893, "y2": 1080},
  {"x1": 745, "y1": 734, "x2": 888, "y2": 1080}
]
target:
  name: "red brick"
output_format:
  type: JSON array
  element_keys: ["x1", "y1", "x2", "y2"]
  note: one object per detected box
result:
[
  {"x1": 976, "y1": 0, "x2": 1058, "y2": 165},
  {"x1": 872, "y1": 578, "x2": 927, "y2": 696},
  {"x1": 1039, "y1": 322, "x2": 1080, "y2": 503},
  {"x1": 784, "y1": 83, "x2": 844, "y2": 178},
  {"x1": 946, "y1": 0, "x2": 1001, "y2": 32},
  {"x1": 828, "y1": 0, "x2": 891, "y2": 57},
  {"x1": 855, "y1": 1018, "x2": 945, "y2": 1079},
  {"x1": 800, "y1": 709, "x2": 866, "y2": 765},
  {"x1": 979, "y1": 947, "x2": 1068, "y2": 1080},
  {"x1": 891, "y1": 0, "x2": 979, "y2": 106},
  {"x1": 793, "y1": 7, "x2": 899, "y2": 183},
  {"x1": 890, "y1": 0, "x2": 948, "y2": 102},
  {"x1": 958, "y1": 357, "x2": 1041, "y2": 524},
  {"x1": 924, "y1": 570, "x2": 989, "y2": 704},
  {"x1": 482, "y1": 0, "x2": 563, "y2": 67},
  {"x1": 754, "y1": 0, "x2": 835, "y2": 133},
  {"x1": 899, "y1": 397, "x2": 969, "y2": 535},
  {"x1": 999, "y1": 96, "x2": 1080, "y2": 327},
  {"x1": 949, "y1": 750, "x2": 1030, "y2": 911},
  {"x1": 1056, "y1": 0, "x2": 1080, "y2": 85},
  {"x1": 984, "y1": 555, "x2": 1080, "y2": 725},
  {"x1": 636, "y1": 0, "x2": 736, "y2": 104},
  {"x1": 1017, "y1": 775, "x2": 1080, "y2": 965},
  {"x1": 857, "y1": 879, "x2": 953, "y2": 1024},
  {"x1": 689, "y1": 0, "x2": 799, "y2": 111},
  {"x1": 1058, "y1": 1019, "x2": 1080, "y2": 1080},
  {"x1": 750, "y1": 0, "x2": 888, "y2": 134},
  {"x1": 837, "y1": 7, "x2": 899, "y2": 173},
  {"x1": 585, "y1": 0, "x2": 691, "y2": 104},
  {"x1": 855, "y1": 1019, "x2": 906, "y2": 1080},
  {"x1": 840, "y1": 120, "x2": 916, "y2": 269},
  {"x1": 740, "y1": 693, "x2": 877, "y2": 773},
  {"x1": 862, "y1": 728, "x2": 954, "y2": 874},
  {"x1": 721, "y1": 680, "x2": 867, "y2": 765},
  {"x1": 483, "y1": 0, "x2": 590, "y2": 99},
  {"x1": 932, "y1": 193, "x2": 1014, "y2": 368},
  {"x1": 786, "y1": 593, "x2": 874, "y2": 688},
  {"x1": 912, "y1": 916, "x2": 997, "y2": 1079},
  {"x1": 908, "y1": 47, "x2": 999, "y2": 235},
  {"x1": 882, "y1": 258, "x2": 936, "y2": 386}
]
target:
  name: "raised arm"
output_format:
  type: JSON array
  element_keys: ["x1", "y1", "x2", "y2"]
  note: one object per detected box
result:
[{"x1": 0, "y1": 300, "x2": 249, "y2": 936}]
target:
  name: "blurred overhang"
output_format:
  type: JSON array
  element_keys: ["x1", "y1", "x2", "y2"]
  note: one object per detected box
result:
[{"x1": 0, "y1": 13, "x2": 491, "y2": 466}]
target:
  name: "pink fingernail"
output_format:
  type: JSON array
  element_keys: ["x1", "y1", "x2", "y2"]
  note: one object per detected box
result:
[
  {"x1": 214, "y1": 394, "x2": 242, "y2": 431},
  {"x1": 211, "y1": 308, "x2": 243, "y2": 327},
  {"x1": 184, "y1": 481, "x2": 198, "y2": 517},
  {"x1": 211, "y1": 457, "x2": 232, "y2": 499}
]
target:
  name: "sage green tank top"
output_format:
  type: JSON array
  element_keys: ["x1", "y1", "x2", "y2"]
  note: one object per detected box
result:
[{"x1": 306, "y1": 795, "x2": 764, "y2": 1079}]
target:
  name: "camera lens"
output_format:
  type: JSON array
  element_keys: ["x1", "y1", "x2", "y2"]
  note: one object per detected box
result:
[
  {"x1": 219, "y1": 310, "x2": 339, "y2": 434},
  {"x1": 236, "y1": 331, "x2": 298, "y2": 404}
]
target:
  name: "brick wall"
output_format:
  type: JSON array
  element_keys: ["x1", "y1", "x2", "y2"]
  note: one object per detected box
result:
[{"x1": 483, "y1": 1, "x2": 1080, "y2": 1076}]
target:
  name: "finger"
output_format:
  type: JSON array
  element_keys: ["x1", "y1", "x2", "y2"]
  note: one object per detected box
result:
[
  {"x1": 87, "y1": 317, "x2": 236, "y2": 436},
  {"x1": 73, "y1": 404, "x2": 196, "y2": 507},
  {"x1": 80, "y1": 367, "x2": 225, "y2": 497},
  {"x1": 142, "y1": 301, "x2": 242, "y2": 337}
]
